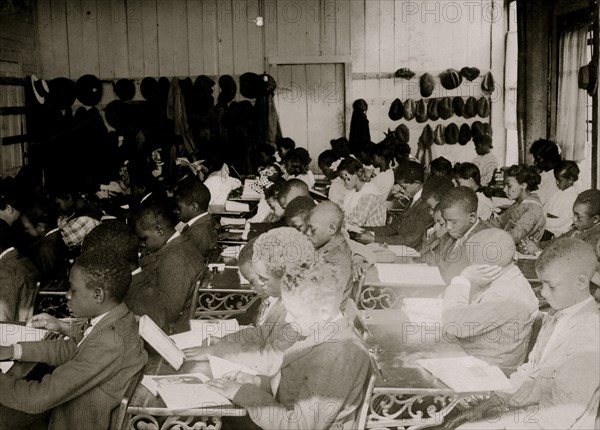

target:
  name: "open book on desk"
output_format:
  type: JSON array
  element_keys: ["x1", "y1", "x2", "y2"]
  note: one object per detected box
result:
[
  {"x1": 0, "y1": 324, "x2": 47, "y2": 374},
  {"x1": 417, "y1": 356, "x2": 513, "y2": 393},
  {"x1": 155, "y1": 374, "x2": 234, "y2": 409},
  {"x1": 375, "y1": 263, "x2": 445, "y2": 286}
]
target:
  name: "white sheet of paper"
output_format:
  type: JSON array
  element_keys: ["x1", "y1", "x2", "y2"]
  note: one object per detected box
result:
[
  {"x1": 375, "y1": 263, "x2": 445, "y2": 285},
  {"x1": 0, "y1": 362, "x2": 14, "y2": 374},
  {"x1": 417, "y1": 356, "x2": 513, "y2": 393},
  {"x1": 0, "y1": 324, "x2": 47, "y2": 374},
  {"x1": 219, "y1": 217, "x2": 246, "y2": 226},
  {"x1": 386, "y1": 245, "x2": 421, "y2": 258},
  {"x1": 158, "y1": 381, "x2": 233, "y2": 409},
  {"x1": 171, "y1": 320, "x2": 240, "y2": 350},
  {"x1": 402, "y1": 298, "x2": 443, "y2": 324},
  {"x1": 138, "y1": 316, "x2": 185, "y2": 371},
  {"x1": 142, "y1": 372, "x2": 210, "y2": 396},
  {"x1": 207, "y1": 354, "x2": 257, "y2": 379},
  {"x1": 220, "y1": 245, "x2": 241, "y2": 258}
]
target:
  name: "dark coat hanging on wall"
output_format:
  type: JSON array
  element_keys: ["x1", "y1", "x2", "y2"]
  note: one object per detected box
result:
[{"x1": 349, "y1": 99, "x2": 371, "y2": 154}]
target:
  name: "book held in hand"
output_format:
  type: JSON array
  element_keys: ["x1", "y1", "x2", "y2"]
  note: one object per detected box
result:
[{"x1": 138, "y1": 316, "x2": 186, "y2": 371}]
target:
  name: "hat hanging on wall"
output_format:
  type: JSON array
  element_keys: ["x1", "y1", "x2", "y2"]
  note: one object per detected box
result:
[
  {"x1": 46, "y1": 77, "x2": 76, "y2": 110},
  {"x1": 458, "y1": 123, "x2": 471, "y2": 146},
  {"x1": 460, "y1": 67, "x2": 480, "y2": 81},
  {"x1": 481, "y1": 72, "x2": 495, "y2": 95},
  {"x1": 30, "y1": 75, "x2": 49, "y2": 105},
  {"x1": 477, "y1": 97, "x2": 490, "y2": 118},
  {"x1": 420, "y1": 73, "x2": 435, "y2": 97},
  {"x1": 239, "y1": 72, "x2": 263, "y2": 99},
  {"x1": 140, "y1": 77, "x2": 159, "y2": 101},
  {"x1": 427, "y1": 98, "x2": 439, "y2": 121},
  {"x1": 395, "y1": 124, "x2": 410, "y2": 144},
  {"x1": 438, "y1": 97, "x2": 453, "y2": 120},
  {"x1": 578, "y1": 61, "x2": 598, "y2": 96},
  {"x1": 218, "y1": 75, "x2": 237, "y2": 104},
  {"x1": 416, "y1": 99, "x2": 428, "y2": 123},
  {"x1": 483, "y1": 122, "x2": 493, "y2": 136},
  {"x1": 433, "y1": 124, "x2": 445, "y2": 145},
  {"x1": 463, "y1": 96, "x2": 477, "y2": 119},
  {"x1": 445, "y1": 123, "x2": 459, "y2": 144},
  {"x1": 403, "y1": 99, "x2": 415, "y2": 121},
  {"x1": 439, "y1": 69, "x2": 463, "y2": 90},
  {"x1": 113, "y1": 79, "x2": 136, "y2": 101},
  {"x1": 394, "y1": 68, "x2": 416, "y2": 79},
  {"x1": 421, "y1": 124, "x2": 434, "y2": 147},
  {"x1": 75, "y1": 74, "x2": 103, "y2": 106},
  {"x1": 471, "y1": 121, "x2": 485, "y2": 139},
  {"x1": 453, "y1": 97, "x2": 464, "y2": 117},
  {"x1": 388, "y1": 98, "x2": 404, "y2": 121}
]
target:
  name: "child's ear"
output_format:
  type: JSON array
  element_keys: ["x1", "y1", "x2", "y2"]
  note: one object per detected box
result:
[
  {"x1": 155, "y1": 224, "x2": 164, "y2": 236},
  {"x1": 576, "y1": 274, "x2": 590, "y2": 291},
  {"x1": 592, "y1": 215, "x2": 600, "y2": 225},
  {"x1": 94, "y1": 287, "x2": 106, "y2": 304},
  {"x1": 191, "y1": 202, "x2": 200, "y2": 213}
]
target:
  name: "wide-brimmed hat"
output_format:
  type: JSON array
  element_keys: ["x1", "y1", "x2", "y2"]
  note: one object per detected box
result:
[
  {"x1": 75, "y1": 74, "x2": 103, "y2": 106},
  {"x1": 113, "y1": 79, "x2": 136, "y2": 101},
  {"x1": 389, "y1": 98, "x2": 404, "y2": 121},
  {"x1": 471, "y1": 121, "x2": 484, "y2": 139},
  {"x1": 433, "y1": 124, "x2": 445, "y2": 145},
  {"x1": 578, "y1": 61, "x2": 598, "y2": 96},
  {"x1": 445, "y1": 123, "x2": 459, "y2": 145},
  {"x1": 440, "y1": 69, "x2": 463, "y2": 90},
  {"x1": 395, "y1": 124, "x2": 410, "y2": 144},
  {"x1": 416, "y1": 99, "x2": 428, "y2": 123},
  {"x1": 453, "y1": 97, "x2": 464, "y2": 117},
  {"x1": 403, "y1": 99, "x2": 415, "y2": 120},
  {"x1": 463, "y1": 96, "x2": 477, "y2": 119},
  {"x1": 477, "y1": 97, "x2": 490, "y2": 118},
  {"x1": 458, "y1": 123, "x2": 471, "y2": 146},
  {"x1": 420, "y1": 73, "x2": 435, "y2": 97},
  {"x1": 46, "y1": 77, "x2": 76, "y2": 109},
  {"x1": 438, "y1": 97, "x2": 453, "y2": 120},
  {"x1": 239, "y1": 72, "x2": 263, "y2": 99},
  {"x1": 394, "y1": 68, "x2": 416, "y2": 79},
  {"x1": 481, "y1": 72, "x2": 495, "y2": 95},
  {"x1": 30, "y1": 75, "x2": 49, "y2": 105},
  {"x1": 460, "y1": 67, "x2": 480, "y2": 81},
  {"x1": 427, "y1": 98, "x2": 439, "y2": 121},
  {"x1": 140, "y1": 77, "x2": 159, "y2": 101}
]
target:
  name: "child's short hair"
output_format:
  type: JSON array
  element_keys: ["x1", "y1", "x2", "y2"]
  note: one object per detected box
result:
[
  {"x1": 553, "y1": 160, "x2": 580, "y2": 182},
  {"x1": 318, "y1": 150, "x2": 341, "y2": 170},
  {"x1": 277, "y1": 179, "x2": 310, "y2": 205},
  {"x1": 293, "y1": 148, "x2": 312, "y2": 167},
  {"x1": 422, "y1": 175, "x2": 454, "y2": 202},
  {"x1": 394, "y1": 142, "x2": 411, "y2": 162},
  {"x1": 430, "y1": 157, "x2": 453, "y2": 177},
  {"x1": 394, "y1": 160, "x2": 425, "y2": 184},
  {"x1": 438, "y1": 186, "x2": 478, "y2": 214},
  {"x1": 282, "y1": 262, "x2": 342, "y2": 310},
  {"x1": 284, "y1": 196, "x2": 316, "y2": 225},
  {"x1": 373, "y1": 142, "x2": 394, "y2": 164},
  {"x1": 536, "y1": 237, "x2": 597, "y2": 278},
  {"x1": 473, "y1": 134, "x2": 493, "y2": 148},
  {"x1": 283, "y1": 150, "x2": 309, "y2": 176},
  {"x1": 175, "y1": 178, "x2": 211, "y2": 212},
  {"x1": 504, "y1": 165, "x2": 541, "y2": 191},
  {"x1": 135, "y1": 204, "x2": 177, "y2": 231},
  {"x1": 75, "y1": 251, "x2": 132, "y2": 302},
  {"x1": 337, "y1": 158, "x2": 371, "y2": 182},
  {"x1": 575, "y1": 189, "x2": 600, "y2": 217},
  {"x1": 529, "y1": 139, "x2": 555, "y2": 157},
  {"x1": 23, "y1": 199, "x2": 58, "y2": 229},
  {"x1": 264, "y1": 179, "x2": 285, "y2": 200},
  {"x1": 330, "y1": 137, "x2": 350, "y2": 158},
  {"x1": 276, "y1": 137, "x2": 296, "y2": 152},
  {"x1": 538, "y1": 143, "x2": 561, "y2": 166},
  {"x1": 82, "y1": 221, "x2": 139, "y2": 268},
  {"x1": 252, "y1": 227, "x2": 315, "y2": 279},
  {"x1": 238, "y1": 237, "x2": 258, "y2": 267},
  {"x1": 454, "y1": 162, "x2": 482, "y2": 186}
]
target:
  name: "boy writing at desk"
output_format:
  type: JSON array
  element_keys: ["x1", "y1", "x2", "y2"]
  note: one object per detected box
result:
[
  {"x1": 452, "y1": 238, "x2": 599, "y2": 429},
  {"x1": 0, "y1": 251, "x2": 147, "y2": 430},
  {"x1": 206, "y1": 263, "x2": 371, "y2": 430}
]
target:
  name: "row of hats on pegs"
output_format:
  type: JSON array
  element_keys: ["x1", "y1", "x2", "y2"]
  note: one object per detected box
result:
[
  {"x1": 393, "y1": 67, "x2": 495, "y2": 98},
  {"x1": 388, "y1": 96, "x2": 490, "y2": 122},
  {"x1": 29, "y1": 72, "x2": 277, "y2": 110},
  {"x1": 393, "y1": 120, "x2": 492, "y2": 147}
]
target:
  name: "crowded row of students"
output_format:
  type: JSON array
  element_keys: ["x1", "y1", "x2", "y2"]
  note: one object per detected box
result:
[{"x1": 0, "y1": 132, "x2": 599, "y2": 429}]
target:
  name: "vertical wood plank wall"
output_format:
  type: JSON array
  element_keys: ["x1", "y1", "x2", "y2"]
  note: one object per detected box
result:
[{"x1": 35, "y1": 0, "x2": 507, "y2": 164}]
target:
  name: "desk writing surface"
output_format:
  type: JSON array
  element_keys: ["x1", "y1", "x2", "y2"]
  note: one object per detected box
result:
[
  {"x1": 363, "y1": 264, "x2": 447, "y2": 299},
  {"x1": 361, "y1": 310, "x2": 466, "y2": 391},
  {"x1": 0, "y1": 322, "x2": 46, "y2": 379},
  {"x1": 206, "y1": 268, "x2": 253, "y2": 292}
]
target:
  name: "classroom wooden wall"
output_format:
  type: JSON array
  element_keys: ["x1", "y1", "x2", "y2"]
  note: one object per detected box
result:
[{"x1": 34, "y1": 0, "x2": 507, "y2": 166}]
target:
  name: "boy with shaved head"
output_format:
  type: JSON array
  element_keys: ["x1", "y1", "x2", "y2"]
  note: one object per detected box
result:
[
  {"x1": 277, "y1": 178, "x2": 310, "y2": 209},
  {"x1": 305, "y1": 201, "x2": 354, "y2": 307},
  {"x1": 442, "y1": 228, "x2": 539, "y2": 374},
  {"x1": 455, "y1": 238, "x2": 600, "y2": 430}
]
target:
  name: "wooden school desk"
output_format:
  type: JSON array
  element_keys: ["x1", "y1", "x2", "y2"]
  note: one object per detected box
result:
[
  {"x1": 358, "y1": 309, "x2": 493, "y2": 430},
  {"x1": 121, "y1": 354, "x2": 246, "y2": 430},
  {"x1": 357, "y1": 263, "x2": 447, "y2": 310},
  {"x1": 192, "y1": 248, "x2": 258, "y2": 320}
]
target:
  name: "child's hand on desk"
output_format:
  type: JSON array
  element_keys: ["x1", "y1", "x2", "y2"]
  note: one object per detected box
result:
[
  {"x1": 519, "y1": 237, "x2": 541, "y2": 255},
  {"x1": 0, "y1": 345, "x2": 14, "y2": 361},
  {"x1": 182, "y1": 346, "x2": 208, "y2": 362},
  {"x1": 352, "y1": 255, "x2": 369, "y2": 281},
  {"x1": 27, "y1": 313, "x2": 69, "y2": 334},
  {"x1": 460, "y1": 265, "x2": 502, "y2": 285},
  {"x1": 207, "y1": 371, "x2": 261, "y2": 399}
]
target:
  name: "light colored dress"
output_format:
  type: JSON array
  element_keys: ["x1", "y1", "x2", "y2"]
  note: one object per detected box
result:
[
  {"x1": 489, "y1": 195, "x2": 546, "y2": 246},
  {"x1": 342, "y1": 182, "x2": 387, "y2": 228}
]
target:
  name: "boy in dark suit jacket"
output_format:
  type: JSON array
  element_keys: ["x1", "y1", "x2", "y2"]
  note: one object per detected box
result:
[
  {"x1": 0, "y1": 251, "x2": 147, "y2": 430},
  {"x1": 207, "y1": 262, "x2": 371, "y2": 430},
  {"x1": 135, "y1": 204, "x2": 205, "y2": 331},
  {"x1": 174, "y1": 178, "x2": 218, "y2": 257}
]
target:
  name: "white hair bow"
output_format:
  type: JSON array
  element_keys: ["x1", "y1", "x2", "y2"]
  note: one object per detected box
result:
[{"x1": 329, "y1": 158, "x2": 344, "y2": 171}]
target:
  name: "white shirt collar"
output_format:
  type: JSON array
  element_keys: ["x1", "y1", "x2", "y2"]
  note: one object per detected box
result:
[
  {"x1": 166, "y1": 230, "x2": 181, "y2": 245},
  {"x1": 331, "y1": 312, "x2": 344, "y2": 323},
  {"x1": 78, "y1": 311, "x2": 110, "y2": 347},
  {"x1": 0, "y1": 247, "x2": 15, "y2": 261},
  {"x1": 411, "y1": 188, "x2": 423, "y2": 206},
  {"x1": 140, "y1": 192, "x2": 153, "y2": 204},
  {"x1": 557, "y1": 296, "x2": 595, "y2": 317},
  {"x1": 131, "y1": 267, "x2": 142, "y2": 276},
  {"x1": 187, "y1": 212, "x2": 209, "y2": 226},
  {"x1": 45, "y1": 227, "x2": 60, "y2": 237}
]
